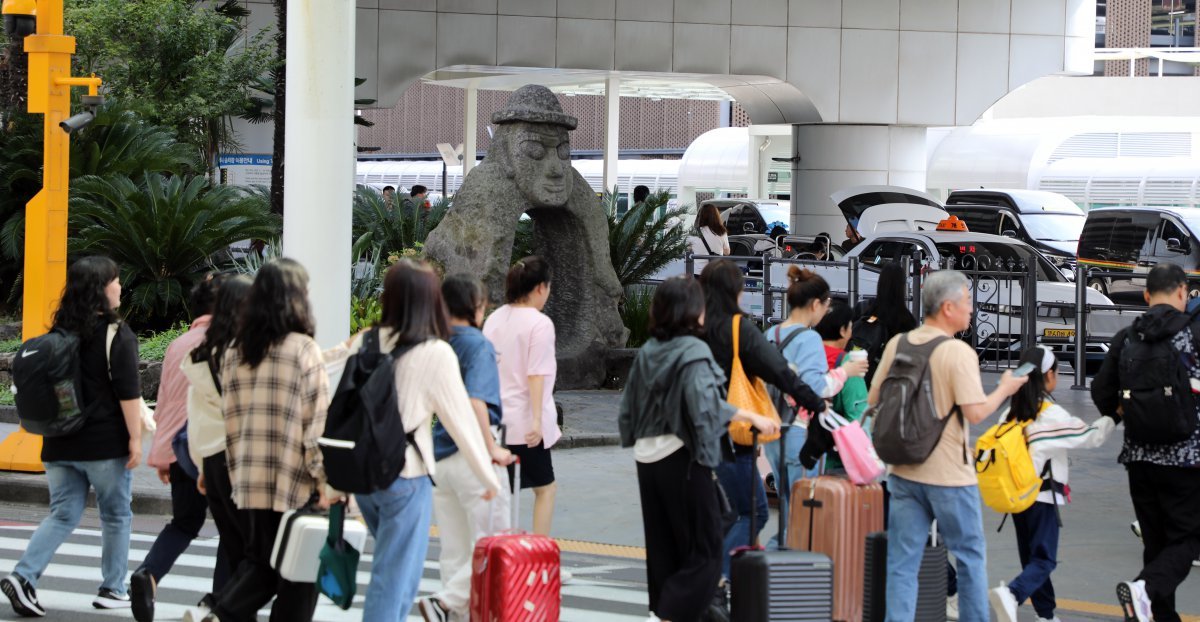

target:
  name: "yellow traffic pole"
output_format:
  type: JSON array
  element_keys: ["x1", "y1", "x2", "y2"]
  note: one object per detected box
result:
[{"x1": 0, "y1": 0, "x2": 102, "y2": 472}]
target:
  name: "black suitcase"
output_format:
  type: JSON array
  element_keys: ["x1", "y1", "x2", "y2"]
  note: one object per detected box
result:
[
  {"x1": 730, "y1": 428, "x2": 834, "y2": 621},
  {"x1": 862, "y1": 527, "x2": 949, "y2": 622}
]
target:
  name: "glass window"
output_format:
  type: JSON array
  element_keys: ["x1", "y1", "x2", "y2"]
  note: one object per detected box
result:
[
  {"x1": 1021, "y1": 214, "x2": 1086, "y2": 243},
  {"x1": 1155, "y1": 219, "x2": 1192, "y2": 256},
  {"x1": 859, "y1": 240, "x2": 922, "y2": 267},
  {"x1": 948, "y1": 210, "x2": 1001, "y2": 235}
]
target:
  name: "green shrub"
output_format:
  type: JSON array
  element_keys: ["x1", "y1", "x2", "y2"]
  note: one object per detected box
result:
[
  {"x1": 138, "y1": 323, "x2": 188, "y2": 362},
  {"x1": 620, "y1": 285, "x2": 655, "y2": 348},
  {"x1": 0, "y1": 338, "x2": 20, "y2": 354},
  {"x1": 605, "y1": 188, "x2": 691, "y2": 287},
  {"x1": 0, "y1": 383, "x2": 12, "y2": 406},
  {"x1": 350, "y1": 295, "x2": 381, "y2": 334}
]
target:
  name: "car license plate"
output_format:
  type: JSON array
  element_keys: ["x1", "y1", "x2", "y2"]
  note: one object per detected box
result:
[{"x1": 1043, "y1": 328, "x2": 1075, "y2": 338}]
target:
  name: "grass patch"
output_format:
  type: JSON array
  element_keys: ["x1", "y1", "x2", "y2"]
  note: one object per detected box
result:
[
  {"x1": 0, "y1": 384, "x2": 12, "y2": 406},
  {"x1": 138, "y1": 323, "x2": 187, "y2": 362},
  {"x1": 620, "y1": 285, "x2": 655, "y2": 348},
  {"x1": 0, "y1": 338, "x2": 21, "y2": 354}
]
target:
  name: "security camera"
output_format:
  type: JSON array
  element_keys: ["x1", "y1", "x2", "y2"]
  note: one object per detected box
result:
[
  {"x1": 59, "y1": 111, "x2": 94, "y2": 134},
  {"x1": 2, "y1": 0, "x2": 38, "y2": 38},
  {"x1": 60, "y1": 94, "x2": 104, "y2": 134}
]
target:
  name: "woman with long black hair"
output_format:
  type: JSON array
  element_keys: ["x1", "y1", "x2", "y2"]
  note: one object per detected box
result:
[
  {"x1": 698, "y1": 259, "x2": 825, "y2": 581},
  {"x1": 3, "y1": 256, "x2": 142, "y2": 617},
  {"x1": 854, "y1": 260, "x2": 918, "y2": 385}
]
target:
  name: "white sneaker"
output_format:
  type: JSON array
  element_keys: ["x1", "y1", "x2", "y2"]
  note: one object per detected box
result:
[
  {"x1": 1194, "y1": 558, "x2": 1200, "y2": 568},
  {"x1": 988, "y1": 583, "x2": 1018, "y2": 622},
  {"x1": 1037, "y1": 617, "x2": 1062, "y2": 622},
  {"x1": 181, "y1": 606, "x2": 215, "y2": 622},
  {"x1": 1116, "y1": 580, "x2": 1153, "y2": 622},
  {"x1": 560, "y1": 568, "x2": 573, "y2": 585},
  {"x1": 1131, "y1": 520, "x2": 1142, "y2": 542},
  {"x1": 945, "y1": 593, "x2": 959, "y2": 620},
  {"x1": 92, "y1": 589, "x2": 131, "y2": 609}
]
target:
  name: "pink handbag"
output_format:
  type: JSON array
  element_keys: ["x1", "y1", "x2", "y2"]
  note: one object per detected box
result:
[{"x1": 820, "y1": 410, "x2": 886, "y2": 485}]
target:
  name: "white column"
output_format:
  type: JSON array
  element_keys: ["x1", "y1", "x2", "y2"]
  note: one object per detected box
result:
[
  {"x1": 463, "y1": 84, "x2": 478, "y2": 177},
  {"x1": 603, "y1": 76, "x2": 620, "y2": 195},
  {"x1": 282, "y1": 0, "x2": 354, "y2": 348},
  {"x1": 789, "y1": 123, "x2": 926, "y2": 235},
  {"x1": 746, "y1": 133, "x2": 763, "y2": 199}
]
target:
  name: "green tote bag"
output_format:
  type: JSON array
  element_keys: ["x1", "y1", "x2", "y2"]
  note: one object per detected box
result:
[{"x1": 317, "y1": 502, "x2": 360, "y2": 610}]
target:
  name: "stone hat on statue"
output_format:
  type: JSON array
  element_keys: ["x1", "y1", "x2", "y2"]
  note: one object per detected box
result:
[{"x1": 490, "y1": 84, "x2": 578, "y2": 130}]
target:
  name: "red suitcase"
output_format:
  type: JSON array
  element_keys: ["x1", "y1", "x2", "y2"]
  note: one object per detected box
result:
[{"x1": 469, "y1": 460, "x2": 561, "y2": 622}]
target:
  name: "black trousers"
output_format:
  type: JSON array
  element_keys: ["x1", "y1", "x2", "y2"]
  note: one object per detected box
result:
[
  {"x1": 1127, "y1": 462, "x2": 1200, "y2": 622},
  {"x1": 638, "y1": 449, "x2": 723, "y2": 622},
  {"x1": 139, "y1": 461, "x2": 231, "y2": 591},
  {"x1": 202, "y1": 452, "x2": 246, "y2": 601},
  {"x1": 208, "y1": 467, "x2": 317, "y2": 622}
]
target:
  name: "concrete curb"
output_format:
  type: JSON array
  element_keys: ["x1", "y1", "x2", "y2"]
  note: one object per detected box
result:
[
  {"x1": 0, "y1": 433, "x2": 623, "y2": 517},
  {"x1": 0, "y1": 471, "x2": 174, "y2": 516}
]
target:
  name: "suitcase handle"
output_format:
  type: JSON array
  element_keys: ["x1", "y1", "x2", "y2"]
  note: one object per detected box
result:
[
  {"x1": 775, "y1": 423, "x2": 789, "y2": 550},
  {"x1": 747, "y1": 429, "x2": 759, "y2": 549}
]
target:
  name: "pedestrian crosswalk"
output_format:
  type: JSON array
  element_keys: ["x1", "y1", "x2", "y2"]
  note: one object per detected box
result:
[{"x1": 0, "y1": 524, "x2": 651, "y2": 621}]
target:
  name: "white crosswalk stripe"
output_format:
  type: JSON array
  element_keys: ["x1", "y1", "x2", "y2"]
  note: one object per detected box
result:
[{"x1": 0, "y1": 525, "x2": 650, "y2": 621}]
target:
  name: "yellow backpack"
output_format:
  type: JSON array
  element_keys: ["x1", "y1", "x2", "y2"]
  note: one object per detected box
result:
[{"x1": 974, "y1": 407, "x2": 1044, "y2": 515}]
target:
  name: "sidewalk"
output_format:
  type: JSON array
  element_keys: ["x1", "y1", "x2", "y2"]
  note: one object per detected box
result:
[{"x1": 0, "y1": 389, "x2": 625, "y2": 516}]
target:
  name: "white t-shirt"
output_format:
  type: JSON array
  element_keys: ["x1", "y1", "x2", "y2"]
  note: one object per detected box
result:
[
  {"x1": 688, "y1": 226, "x2": 729, "y2": 274},
  {"x1": 634, "y1": 435, "x2": 686, "y2": 463}
]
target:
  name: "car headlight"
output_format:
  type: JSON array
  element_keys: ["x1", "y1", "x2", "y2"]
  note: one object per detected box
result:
[{"x1": 1037, "y1": 306, "x2": 1064, "y2": 318}]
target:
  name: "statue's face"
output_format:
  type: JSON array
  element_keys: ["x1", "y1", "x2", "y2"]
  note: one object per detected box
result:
[{"x1": 509, "y1": 125, "x2": 572, "y2": 208}]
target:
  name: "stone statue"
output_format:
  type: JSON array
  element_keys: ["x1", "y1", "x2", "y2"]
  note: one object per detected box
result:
[{"x1": 425, "y1": 85, "x2": 626, "y2": 389}]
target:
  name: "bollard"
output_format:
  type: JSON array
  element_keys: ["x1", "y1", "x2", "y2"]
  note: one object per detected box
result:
[
  {"x1": 1072, "y1": 262, "x2": 1088, "y2": 390},
  {"x1": 763, "y1": 254, "x2": 774, "y2": 324},
  {"x1": 848, "y1": 256, "x2": 859, "y2": 310},
  {"x1": 1023, "y1": 259, "x2": 1038, "y2": 360}
]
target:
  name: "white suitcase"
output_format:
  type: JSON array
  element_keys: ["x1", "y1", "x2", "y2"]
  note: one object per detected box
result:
[{"x1": 271, "y1": 507, "x2": 369, "y2": 583}]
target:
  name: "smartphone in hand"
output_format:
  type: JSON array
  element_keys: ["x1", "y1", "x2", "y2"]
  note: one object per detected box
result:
[{"x1": 1011, "y1": 362, "x2": 1037, "y2": 378}]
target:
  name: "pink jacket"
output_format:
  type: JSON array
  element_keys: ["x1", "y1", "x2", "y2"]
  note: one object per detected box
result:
[{"x1": 147, "y1": 316, "x2": 211, "y2": 470}]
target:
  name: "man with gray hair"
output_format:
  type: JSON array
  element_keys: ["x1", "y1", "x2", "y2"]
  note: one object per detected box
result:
[{"x1": 868, "y1": 269, "x2": 1027, "y2": 621}]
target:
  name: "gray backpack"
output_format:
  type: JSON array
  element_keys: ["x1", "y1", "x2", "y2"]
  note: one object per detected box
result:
[{"x1": 868, "y1": 334, "x2": 963, "y2": 466}]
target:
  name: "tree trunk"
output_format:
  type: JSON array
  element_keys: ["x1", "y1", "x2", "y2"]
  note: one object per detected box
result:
[{"x1": 270, "y1": 0, "x2": 287, "y2": 216}]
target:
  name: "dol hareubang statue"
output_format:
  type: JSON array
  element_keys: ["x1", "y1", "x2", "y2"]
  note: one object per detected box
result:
[{"x1": 425, "y1": 85, "x2": 626, "y2": 389}]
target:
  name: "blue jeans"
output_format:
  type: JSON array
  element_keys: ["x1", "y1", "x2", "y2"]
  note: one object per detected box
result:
[
  {"x1": 762, "y1": 427, "x2": 819, "y2": 548},
  {"x1": 1009, "y1": 501, "x2": 1059, "y2": 619},
  {"x1": 885, "y1": 475, "x2": 987, "y2": 622},
  {"x1": 357, "y1": 476, "x2": 433, "y2": 622},
  {"x1": 14, "y1": 458, "x2": 132, "y2": 593},
  {"x1": 715, "y1": 452, "x2": 768, "y2": 578}
]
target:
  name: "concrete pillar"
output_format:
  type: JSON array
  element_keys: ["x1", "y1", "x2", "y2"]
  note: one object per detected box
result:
[
  {"x1": 789, "y1": 124, "x2": 927, "y2": 236},
  {"x1": 282, "y1": 0, "x2": 355, "y2": 348},
  {"x1": 747, "y1": 133, "x2": 763, "y2": 199},
  {"x1": 603, "y1": 76, "x2": 620, "y2": 195},
  {"x1": 463, "y1": 84, "x2": 478, "y2": 177}
]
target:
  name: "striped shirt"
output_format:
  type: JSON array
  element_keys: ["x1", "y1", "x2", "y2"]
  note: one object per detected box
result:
[{"x1": 222, "y1": 333, "x2": 329, "y2": 512}]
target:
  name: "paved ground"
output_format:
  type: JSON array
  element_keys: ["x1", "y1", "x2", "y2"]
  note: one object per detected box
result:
[{"x1": 0, "y1": 378, "x2": 1198, "y2": 620}]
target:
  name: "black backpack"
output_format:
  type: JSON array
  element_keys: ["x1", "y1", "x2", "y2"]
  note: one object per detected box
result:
[
  {"x1": 848, "y1": 315, "x2": 888, "y2": 385},
  {"x1": 869, "y1": 334, "x2": 963, "y2": 466},
  {"x1": 1117, "y1": 313, "x2": 1200, "y2": 445},
  {"x1": 766, "y1": 325, "x2": 807, "y2": 425},
  {"x1": 12, "y1": 329, "x2": 86, "y2": 437},
  {"x1": 319, "y1": 329, "x2": 420, "y2": 494}
]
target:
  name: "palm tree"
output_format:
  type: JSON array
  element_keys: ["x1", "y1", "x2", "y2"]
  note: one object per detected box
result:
[
  {"x1": 351, "y1": 185, "x2": 449, "y2": 259},
  {"x1": 605, "y1": 188, "x2": 691, "y2": 287},
  {"x1": 69, "y1": 172, "x2": 281, "y2": 321}
]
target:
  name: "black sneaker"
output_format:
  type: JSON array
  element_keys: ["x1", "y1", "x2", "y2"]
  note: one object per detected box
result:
[
  {"x1": 130, "y1": 568, "x2": 155, "y2": 621},
  {"x1": 93, "y1": 588, "x2": 131, "y2": 609},
  {"x1": 1, "y1": 574, "x2": 46, "y2": 617}
]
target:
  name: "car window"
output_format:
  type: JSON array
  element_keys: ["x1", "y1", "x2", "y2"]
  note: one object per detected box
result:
[
  {"x1": 948, "y1": 209, "x2": 1002, "y2": 235},
  {"x1": 858, "y1": 239, "x2": 923, "y2": 267},
  {"x1": 1081, "y1": 213, "x2": 1155, "y2": 265},
  {"x1": 1154, "y1": 219, "x2": 1192, "y2": 257},
  {"x1": 933, "y1": 241, "x2": 1060, "y2": 281}
]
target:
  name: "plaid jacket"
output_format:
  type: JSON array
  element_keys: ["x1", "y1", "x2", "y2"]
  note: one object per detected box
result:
[{"x1": 222, "y1": 333, "x2": 329, "y2": 512}]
